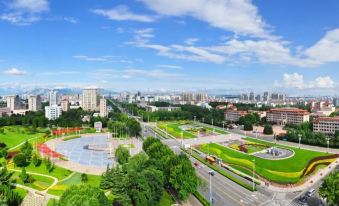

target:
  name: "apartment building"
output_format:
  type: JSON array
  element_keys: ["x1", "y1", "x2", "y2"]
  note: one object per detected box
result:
[
  {"x1": 6, "y1": 95, "x2": 20, "y2": 111},
  {"x1": 224, "y1": 109, "x2": 248, "y2": 122},
  {"x1": 28, "y1": 95, "x2": 41, "y2": 111},
  {"x1": 82, "y1": 88, "x2": 100, "y2": 111},
  {"x1": 267, "y1": 108, "x2": 309, "y2": 125},
  {"x1": 61, "y1": 99, "x2": 70, "y2": 112},
  {"x1": 313, "y1": 117, "x2": 339, "y2": 134},
  {"x1": 99, "y1": 98, "x2": 108, "y2": 117},
  {"x1": 45, "y1": 105, "x2": 62, "y2": 120}
]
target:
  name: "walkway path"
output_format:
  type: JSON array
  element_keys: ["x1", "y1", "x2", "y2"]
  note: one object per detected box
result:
[
  {"x1": 9, "y1": 168, "x2": 59, "y2": 192},
  {"x1": 8, "y1": 136, "x2": 40, "y2": 151}
]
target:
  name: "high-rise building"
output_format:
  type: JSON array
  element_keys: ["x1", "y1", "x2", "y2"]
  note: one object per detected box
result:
[
  {"x1": 82, "y1": 88, "x2": 100, "y2": 111},
  {"x1": 100, "y1": 98, "x2": 108, "y2": 117},
  {"x1": 263, "y1": 92, "x2": 270, "y2": 102},
  {"x1": 61, "y1": 99, "x2": 70, "y2": 112},
  {"x1": 249, "y1": 92, "x2": 255, "y2": 101},
  {"x1": 49, "y1": 90, "x2": 58, "y2": 106},
  {"x1": 28, "y1": 95, "x2": 41, "y2": 111},
  {"x1": 333, "y1": 97, "x2": 339, "y2": 107},
  {"x1": 6, "y1": 95, "x2": 20, "y2": 111},
  {"x1": 45, "y1": 105, "x2": 62, "y2": 120}
]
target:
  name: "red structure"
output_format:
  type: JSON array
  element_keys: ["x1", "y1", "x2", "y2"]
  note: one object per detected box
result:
[
  {"x1": 52, "y1": 127, "x2": 82, "y2": 136},
  {"x1": 38, "y1": 143, "x2": 64, "y2": 158}
]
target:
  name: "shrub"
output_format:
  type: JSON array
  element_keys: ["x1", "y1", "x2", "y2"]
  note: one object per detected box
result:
[
  {"x1": 244, "y1": 122, "x2": 253, "y2": 131},
  {"x1": 263, "y1": 125, "x2": 273, "y2": 135},
  {"x1": 81, "y1": 173, "x2": 88, "y2": 183},
  {"x1": 32, "y1": 154, "x2": 42, "y2": 167},
  {"x1": 13, "y1": 154, "x2": 29, "y2": 167}
]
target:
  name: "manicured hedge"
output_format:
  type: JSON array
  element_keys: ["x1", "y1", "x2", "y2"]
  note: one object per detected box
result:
[{"x1": 193, "y1": 191, "x2": 211, "y2": 206}]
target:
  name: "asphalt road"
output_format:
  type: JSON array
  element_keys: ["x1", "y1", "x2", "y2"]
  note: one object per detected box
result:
[{"x1": 142, "y1": 124, "x2": 273, "y2": 206}]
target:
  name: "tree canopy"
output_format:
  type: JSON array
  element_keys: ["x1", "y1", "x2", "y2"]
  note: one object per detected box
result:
[
  {"x1": 319, "y1": 171, "x2": 339, "y2": 206},
  {"x1": 58, "y1": 185, "x2": 110, "y2": 206}
]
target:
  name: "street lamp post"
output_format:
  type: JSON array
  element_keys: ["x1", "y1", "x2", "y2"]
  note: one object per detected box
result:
[
  {"x1": 327, "y1": 137, "x2": 330, "y2": 153},
  {"x1": 222, "y1": 122, "x2": 225, "y2": 131},
  {"x1": 181, "y1": 132, "x2": 184, "y2": 147},
  {"x1": 252, "y1": 159, "x2": 256, "y2": 191},
  {"x1": 208, "y1": 170, "x2": 215, "y2": 205},
  {"x1": 194, "y1": 116, "x2": 196, "y2": 124},
  {"x1": 255, "y1": 129, "x2": 258, "y2": 138},
  {"x1": 298, "y1": 134, "x2": 302, "y2": 149},
  {"x1": 212, "y1": 119, "x2": 214, "y2": 134}
]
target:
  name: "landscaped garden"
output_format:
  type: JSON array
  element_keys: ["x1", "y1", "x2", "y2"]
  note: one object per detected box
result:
[
  {"x1": 196, "y1": 137, "x2": 338, "y2": 184},
  {"x1": 157, "y1": 121, "x2": 228, "y2": 139},
  {"x1": 0, "y1": 126, "x2": 46, "y2": 149}
]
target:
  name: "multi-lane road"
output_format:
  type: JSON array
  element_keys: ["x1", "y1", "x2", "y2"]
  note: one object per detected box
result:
[{"x1": 123, "y1": 106, "x2": 330, "y2": 206}]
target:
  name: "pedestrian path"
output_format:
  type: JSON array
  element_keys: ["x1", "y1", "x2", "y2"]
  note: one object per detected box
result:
[{"x1": 21, "y1": 191, "x2": 48, "y2": 206}]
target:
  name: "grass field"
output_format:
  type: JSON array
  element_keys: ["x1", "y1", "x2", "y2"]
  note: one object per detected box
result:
[
  {"x1": 158, "y1": 121, "x2": 197, "y2": 139},
  {"x1": 157, "y1": 190, "x2": 175, "y2": 206},
  {"x1": 12, "y1": 171, "x2": 55, "y2": 191},
  {"x1": 196, "y1": 137, "x2": 330, "y2": 184},
  {"x1": 8, "y1": 159, "x2": 72, "y2": 181},
  {"x1": 47, "y1": 172, "x2": 101, "y2": 196},
  {"x1": 0, "y1": 126, "x2": 46, "y2": 149},
  {"x1": 157, "y1": 121, "x2": 228, "y2": 139}
]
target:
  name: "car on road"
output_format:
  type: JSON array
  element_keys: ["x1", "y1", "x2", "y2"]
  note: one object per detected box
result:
[
  {"x1": 298, "y1": 195, "x2": 308, "y2": 205},
  {"x1": 194, "y1": 162, "x2": 200, "y2": 168},
  {"x1": 305, "y1": 188, "x2": 316, "y2": 197}
]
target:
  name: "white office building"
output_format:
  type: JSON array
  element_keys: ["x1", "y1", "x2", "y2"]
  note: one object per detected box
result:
[
  {"x1": 49, "y1": 90, "x2": 58, "y2": 106},
  {"x1": 45, "y1": 105, "x2": 62, "y2": 120},
  {"x1": 99, "y1": 98, "x2": 108, "y2": 117},
  {"x1": 6, "y1": 95, "x2": 20, "y2": 111}
]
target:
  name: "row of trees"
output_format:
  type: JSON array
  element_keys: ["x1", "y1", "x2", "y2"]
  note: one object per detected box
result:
[
  {"x1": 100, "y1": 137, "x2": 200, "y2": 206},
  {"x1": 0, "y1": 111, "x2": 48, "y2": 127},
  {"x1": 284, "y1": 122, "x2": 339, "y2": 148},
  {"x1": 107, "y1": 112, "x2": 142, "y2": 137}
]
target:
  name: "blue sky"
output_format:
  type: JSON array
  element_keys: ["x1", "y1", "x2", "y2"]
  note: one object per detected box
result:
[{"x1": 0, "y1": 0, "x2": 339, "y2": 95}]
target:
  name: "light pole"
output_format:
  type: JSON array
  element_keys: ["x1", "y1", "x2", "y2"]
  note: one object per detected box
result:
[
  {"x1": 181, "y1": 132, "x2": 184, "y2": 147},
  {"x1": 212, "y1": 119, "x2": 214, "y2": 134},
  {"x1": 252, "y1": 159, "x2": 256, "y2": 191},
  {"x1": 222, "y1": 122, "x2": 225, "y2": 131},
  {"x1": 327, "y1": 137, "x2": 330, "y2": 153},
  {"x1": 194, "y1": 116, "x2": 196, "y2": 124},
  {"x1": 255, "y1": 129, "x2": 258, "y2": 138},
  {"x1": 208, "y1": 170, "x2": 215, "y2": 205},
  {"x1": 274, "y1": 133, "x2": 277, "y2": 145},
  {"x1": 298, "y1": 134, "x2": 302, "y2": 149}
]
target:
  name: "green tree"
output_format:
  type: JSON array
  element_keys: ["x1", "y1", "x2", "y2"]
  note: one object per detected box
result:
[
  {"x1": 115, "y1": 145, "x2": 130, "y2": 165},
  {"x1": 20, "y1": 168, "x2": 29, "y2": 183},
  {"x1": 243, "y1": 122, "x2": 253, "y2": 131},
  {"x1": 32, "y1": 154, "x2": 41, "y2": 167},
  {"x1": 263, "y1": 125, "x2": 273, "y2": 135},
  {"x1": 20, "y1": 141, "x2": 33, "y2": 160},
  {"x1": 319, "y1": 171, "x2": 339, "y2": 206},
  {"x1": 13, "y1": 154, "x2": 29, "y2": 167},
  {"x1": 59, "y1": 185, "x2": 110, "y2": 206},
  {"x1": 166, "y1": 154, "x2": 199, "y2": 201},
  {"x1": 81, "y1": 173, "x2": 88, "y2": 183}
]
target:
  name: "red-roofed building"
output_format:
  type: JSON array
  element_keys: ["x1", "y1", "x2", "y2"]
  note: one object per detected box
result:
[
  {"x1": 313, "y1": 117, "x2": 339, "y2": 134},
  {"x1": 267, "y1": 108, "x2": 309, "y2": 125}
]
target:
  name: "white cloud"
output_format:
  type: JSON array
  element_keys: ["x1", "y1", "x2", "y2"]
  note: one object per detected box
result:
[
  {"x1": 157, "y1": 64, "x2": 182, "y2": 69},
  {"x1": 185, "y1": 38, "x2": 199, "y2": 45},
  {"x1": 283, "y1": 73, "x2": 304, "y2": 89},
  {"x1": 63, "y1": 17, "x2": 78, "y2": 24},
  {"x1": 74, "y1": 55, "x2": 113, "y2": 62},
  {"x1": 309, "y1": 76, "x2": 334, "y2": 89},
  {"x1": 92, "y1": 5, "x2": 155, "y2": 22},
  {"x1": 304, "y1": 28, "x2": 339, "y2": 63},
  {"x1": 140, "y1": 0, "x2": 271, "y2": 38},
  {"x1": 4, "y1": 68, "x2": 27, "y2": 76},
  {"x1": 281, "y1": 73, "x2": 334, "y2": 89},
  {"x1": 0, "y1": 0, "x2": 49, "y2": 25}
]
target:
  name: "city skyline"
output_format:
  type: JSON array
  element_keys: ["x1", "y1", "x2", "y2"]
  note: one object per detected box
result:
[{"x1": 0, "y1": 0, "x2": 339, "y2": 95}]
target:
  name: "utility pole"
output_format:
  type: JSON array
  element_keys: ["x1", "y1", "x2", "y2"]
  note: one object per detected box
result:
[
  {"x1": 252, "y1": 159, "x2": 256, "y2": 191},
  {"x1": 298, "y1": 134, "x2": 301, "y2": 149},
  {"x1": 208, "y1": 170, "x2": 215, "y2": 205}
]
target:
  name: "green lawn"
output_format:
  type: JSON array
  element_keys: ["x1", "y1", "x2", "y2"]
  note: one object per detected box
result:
[
  {"x1": 0, "y1": 126, "x2": 46, "y2": 149},
  {"x1": 47, "y1": 173, "x2": 101, "y2": 196},
  {"x1": 158, "y1": 122, "x2": 196, "y2": 139},
  {"x1": 197, "y1": 137, "x2": 330, "y2": 183},
  {"x1": 9, "y1": 160, "x2": 72, "y2": 181},
  {"x1": 157, "y1": 190, "x2": 175, "y2": 206},
  {"x1": 14, "y1": 187, "x2": 28, "y2": 199},
  {"x1": 12, "y1": 171, "x2": 55, "y2": 191}
]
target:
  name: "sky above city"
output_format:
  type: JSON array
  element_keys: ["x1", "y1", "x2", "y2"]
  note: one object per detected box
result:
[{"x1": 0, "y1": 0, "x2": 339, "y2": 95}]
